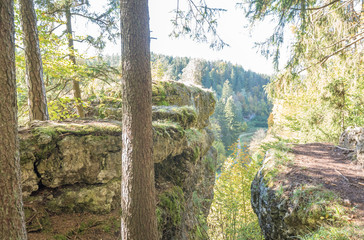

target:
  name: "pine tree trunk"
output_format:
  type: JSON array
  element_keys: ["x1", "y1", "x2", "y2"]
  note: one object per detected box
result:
[
  {"x1": 120, "y1": 0, "x2": 158, "y2": 239},
  {"x1": 0, "y1": 0, "x2": 28, "y2": 238},
  {"x1": 20, "y1": 0, "x2": 49, "y2": 121},
  {"x1": 65, "y1": 4, "x2": 84, "y2": 118}
]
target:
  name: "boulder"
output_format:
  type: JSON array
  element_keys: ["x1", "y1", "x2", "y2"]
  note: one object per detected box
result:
[
  {"x1": 339, "y1": 126, "x2": 364, "y2": 150},
  {"x1": 339, "y1": 127, "x2": 364, "y2": 168}
]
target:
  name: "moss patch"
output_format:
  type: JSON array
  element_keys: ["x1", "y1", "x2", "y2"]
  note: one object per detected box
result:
[
  {"x1": 157, "y1": 186, "x2": 185, "y2": 239},
  {"x1": 152, "y1": 106, "x2": 197, "y2": 129},
  {"x1": 286, "y1": 185, "x2": 347, "y2": 235},
  {"x1": 153, "y1": 120, "x2": 185, "y2": 139},
  {"x1": 152, "y1": 81, "x2": 168, "y2": 106},
  {"x1": 31, "y1": 121, "x2": 122, "y2": 137}
]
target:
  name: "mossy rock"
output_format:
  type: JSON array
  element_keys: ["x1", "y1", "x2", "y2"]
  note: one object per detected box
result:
[
  {"x1": 46, "y1": 180, "x2": 121, "y2": 214},
  {"x1": 152, "y1": 106, "x2": 197, "y2": 129},
  {"x1": 85, "y1": 80, "x2": 215, "y2": 129},
  {"x1": 157, "y1": 186, "x2": 185, "y2": 239},
  {"x1": 18, "y1": 78, "x2": 217, "y2": 240},
  {"x1": 30, "y1": 120, "x2": 123, "y2": 136},
  {"x1": 152, "y1": 80, "x2": 215, "y2": 128},
  {"x1": 251, "y1": 150, "x2": 348, "y2": 239}
]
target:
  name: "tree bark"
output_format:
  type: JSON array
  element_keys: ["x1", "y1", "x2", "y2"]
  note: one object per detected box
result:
[
  {"x1": 19, "y1": 0, "x2": 49, "y2": 121},
  {"x1": 0, "y1": 0, "x2": 28, "y2": 239},
  {"x1": 120, "y1": 0, "x2": 158, "y2": 239},
  {"x1": 65, "y1": 3, "x2": 84, "y2": 118}
]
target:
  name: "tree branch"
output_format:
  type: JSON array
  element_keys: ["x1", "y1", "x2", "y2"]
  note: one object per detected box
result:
[
  {"x1": 319, "y1": 31, "x2": 364, "y2": 51},
  {"x1": 48, "y1": 24, "x2": 63, "y2": 35},
  {"x1": 70, "y1": 12, "x2": 108, "y2": 25},
  {"x1": 186, "y1": 0, "x2": 228, "y2": 47},
  {"x1": 292, "y1": 0, "x2": 341, "y2": 11}
]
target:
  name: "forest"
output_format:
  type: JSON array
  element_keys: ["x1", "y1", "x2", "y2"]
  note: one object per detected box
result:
[{"x1": 0, "y1": 0, "x2": 363, "y2": 240}]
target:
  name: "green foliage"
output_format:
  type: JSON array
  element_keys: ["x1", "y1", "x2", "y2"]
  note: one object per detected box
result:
[
  {"x1": 191, "y1": 191, "x2": 210, "y2": 239},
  {"x1": 48, "y1": 97, "x2": 81, "y2": 120},
  {"x1": 241, "y1": 0, "x2": 317, "y2": 68},
  {"x1": 291, "y1": 185, "x2": 346, "y2": 227},
  {"x1": 284, "y1": 184, "x2": 364, "y2": 239},
  {"x1": 260, "y1": 136, "x2": 292, "y2": 153},
  {"x1": 212, "y1": 140, "x2": 226, "y2": 169},
  {"x1": 53, "y1": 235, "x2": 68, "y2": 240},
  {"x1": 255, "y1": 0, "x2": 363, "y2": 143},
  {"x1": 208, "y1": 144, "x2": 262, "y2": 239},
  {"x1": 221, "y1": 80, "x2": 233, "y2": 100},
  {"x1": 15, "y1": 1, "x2": 121, "y2": 124},
  {"x1": 299, "y1": 225, "x2": 364, "y2": 240}
]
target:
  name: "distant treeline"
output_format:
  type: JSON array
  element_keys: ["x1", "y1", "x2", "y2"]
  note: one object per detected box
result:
[{"x1": 122, "y1": 53, "x2": 273, "y2": 155}]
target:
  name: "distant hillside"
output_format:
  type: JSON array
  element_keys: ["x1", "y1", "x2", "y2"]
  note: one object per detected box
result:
[{"x1": 149, "y1": 53, "x2": 272, "y2": 153}]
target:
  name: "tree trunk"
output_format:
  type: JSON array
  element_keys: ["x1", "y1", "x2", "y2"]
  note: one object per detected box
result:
[
  {"x1": 120, "y1": 0, "x2": 158, "y2": 239},
  {"x1": 65, "y1": 3, "x2": 84, "y2": 118},
  {"x1": 19, "y1": 0, "x2": 49, "y2": 121},
  {"x1": 0, "y1": 0, "x2": 28, "y2": 239}
]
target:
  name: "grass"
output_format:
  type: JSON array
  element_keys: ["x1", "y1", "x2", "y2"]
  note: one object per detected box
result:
[{"x1": 298, "y1": 225, "x2": 364, "y2": 240}]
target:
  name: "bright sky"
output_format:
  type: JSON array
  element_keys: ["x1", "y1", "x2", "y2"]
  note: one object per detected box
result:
[
  {"x1": 148, "y1": 0, "x2": 280, "y2": 75},
  {"x1": 80, "y1": 0, "x2": 290, "y2": 75}
]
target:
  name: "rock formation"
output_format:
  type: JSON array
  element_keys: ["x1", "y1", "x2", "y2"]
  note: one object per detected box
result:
[
  {"x1": 339, "y1": 126, "x2": 364, "y2": 169},
  {"x1": 20, "y1": 80, "x2": 216, "y2": 239},
  {"x1": 251, "y1": 145, "x2": 350, "y2": 240}
]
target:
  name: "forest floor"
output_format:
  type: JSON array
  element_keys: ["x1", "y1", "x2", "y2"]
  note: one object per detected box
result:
[
  {"x1": 27, "y1": 210, "x2": 121, "y2": 240},
  {"x1": 288, "y1": 143, "x2": 364, "y2": 227}
]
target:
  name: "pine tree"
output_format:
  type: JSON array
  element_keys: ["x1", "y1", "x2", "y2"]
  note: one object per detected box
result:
[
  {"x1": 221, "y1": 80, "x2": 233, "y2": 101},
  {"x1": 120, "y1": 0, "x2": 158, "y2": 238},
  {"x1": 0, "y1": 0, "x2": 28, "y2": 238},
  {"x1": 19, "y1": 0, "x2": 49, "y2": 121}
]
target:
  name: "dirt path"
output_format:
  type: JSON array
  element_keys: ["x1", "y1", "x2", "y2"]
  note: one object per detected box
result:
[{"x1": 290, "y1": 143, "x2": 364, "y2": 225}]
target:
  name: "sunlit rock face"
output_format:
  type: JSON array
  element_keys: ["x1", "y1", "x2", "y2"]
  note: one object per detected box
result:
[
  {"x1": 339, "y1": 126, "x2": 364, "y2": 168},
  {"x1": 19, "y1": 80, "x2": 216, "y2": 239}
]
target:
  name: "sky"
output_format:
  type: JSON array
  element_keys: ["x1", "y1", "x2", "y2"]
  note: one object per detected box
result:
[
  {"x1": 148, "y1": 0, "x2": 282, "y2": 75},
  {"x1": 79, "y1": 0, "x2": 291, "y2": 75}
]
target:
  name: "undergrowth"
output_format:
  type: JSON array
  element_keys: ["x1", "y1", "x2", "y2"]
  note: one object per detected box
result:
[{"x1": 208, "y1": 130, "x2": 267, "y2": 240}]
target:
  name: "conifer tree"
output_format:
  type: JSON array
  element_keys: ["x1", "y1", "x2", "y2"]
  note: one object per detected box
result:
[
  {"x1": 20, "y1": 0, "x2": 49, "y2": 121},
  {"x1": 120, "y1": 0, "x2": 158, "y2": 238},
  {"x1": 0, "y1": 0, "x2": 28, "y2": 238},
  {"x1": 221, "y1": 80, "x2": 233, "y2": 101}
]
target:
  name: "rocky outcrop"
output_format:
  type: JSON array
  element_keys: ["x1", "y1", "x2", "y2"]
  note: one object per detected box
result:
[
  {"x1": 85, "y1": 80, "x2": 215, "y2": 130},
  {"x1": 251, "y1": 151, "x2": 292, "y2": 240},
  {"x1": 251, "y1": 149, "x2": 345, "y2": 240},
  {"x1": 339, "y1": 126, "x2": 364, "y2": 168},
  {"x1": 20, "y1": 80, "x2": 216, "y2": 239}
]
